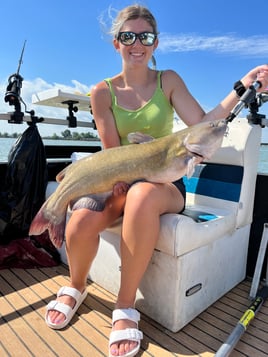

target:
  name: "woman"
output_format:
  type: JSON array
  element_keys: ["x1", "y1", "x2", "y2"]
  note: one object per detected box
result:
[{"x1": 45, "y1": 4, "x2": 268, "y2": 357}]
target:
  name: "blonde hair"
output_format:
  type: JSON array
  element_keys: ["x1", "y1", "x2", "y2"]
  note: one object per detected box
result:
[{"x1": 110, "y1": 4, "x2": 158, "y2": 38}]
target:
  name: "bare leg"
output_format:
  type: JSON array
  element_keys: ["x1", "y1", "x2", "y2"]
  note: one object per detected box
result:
[
  {"x1": 110, "y1": 182, "x2": 184, "y2": 356},
  {"x1": 47, "y1": 194, "x2": 126, "y2": 325}
]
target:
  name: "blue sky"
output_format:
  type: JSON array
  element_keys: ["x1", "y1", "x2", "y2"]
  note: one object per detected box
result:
[{"x1": 0, "y1": 0, "x2": 268, "y2": 140}]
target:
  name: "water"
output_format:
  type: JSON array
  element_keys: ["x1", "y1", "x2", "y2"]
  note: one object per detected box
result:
[
  {"x1": 1, "y1": 137, "x2": 268, "y2": 173},
  {"x1": 0, "y1": 137, "x2": 100, "y2": 161},
  {"x1": 258, "y1": 144, "x2": 268, "y2": 174}
]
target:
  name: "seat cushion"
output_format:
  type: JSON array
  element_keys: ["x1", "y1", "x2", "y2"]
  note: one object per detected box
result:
[{"x1": 105, "y1": 205, "x2": 236, "y2": 257}]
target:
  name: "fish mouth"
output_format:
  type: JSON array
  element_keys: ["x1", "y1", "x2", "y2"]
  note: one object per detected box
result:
[
  {"x1": 184, "y1": 134, "x2": 207, "y2": 160},
  {"x1": 187, "y1": 149, "x2": 204, "y2": 159},
  {"x1": 185, "y1": 142, "x2": 205, "y2": 160}
]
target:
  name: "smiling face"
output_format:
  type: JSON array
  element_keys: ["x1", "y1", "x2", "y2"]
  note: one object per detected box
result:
[{"x1": 113, "y1": 18, "x2": 158, "y2": 67}]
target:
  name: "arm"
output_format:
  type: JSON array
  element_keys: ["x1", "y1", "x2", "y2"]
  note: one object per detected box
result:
[
  {"x1": 163, "y1": 64, "x2": 268, "y2": 126},
  {"x1": 161, "y1": 69, "x2": 206, "y2": 126},
  {"x1": 204, "y1": 64, "x2": 268, "y2": 122},
  {"x1": 90, "y1": 80, "x2": 129, "y2": 196},
  {"x1": 90, "y1": 80, "x2": 121, "y2": 149}
]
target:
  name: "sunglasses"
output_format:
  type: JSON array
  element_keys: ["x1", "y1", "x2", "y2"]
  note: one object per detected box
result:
[{"x1": 117, "y1": 31, "x2": 157, "y2": 46}]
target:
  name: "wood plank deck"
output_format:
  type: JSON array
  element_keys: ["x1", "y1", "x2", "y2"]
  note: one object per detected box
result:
[{"x1": 0, "y1": 265, "x2": 267, "y2": 357}]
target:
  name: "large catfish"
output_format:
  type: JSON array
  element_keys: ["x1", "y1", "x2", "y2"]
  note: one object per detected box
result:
[{"x1": 29, "y1": 119, "x2": 227, "y2": 248}]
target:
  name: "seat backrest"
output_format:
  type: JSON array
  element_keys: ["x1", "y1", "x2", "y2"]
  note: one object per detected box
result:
[{"x1": 184, "y1": 118, "x2": 262, "y2": 228}]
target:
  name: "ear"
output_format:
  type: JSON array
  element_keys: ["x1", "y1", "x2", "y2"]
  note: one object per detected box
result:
[
  {"x1": 153, "y1": 37, "x2": 159, "y2": 50},
  {"x1": 113, "y1": 38, "x2": 120, "y2": 51}
]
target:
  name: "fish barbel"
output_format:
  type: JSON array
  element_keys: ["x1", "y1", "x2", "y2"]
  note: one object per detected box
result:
[{"x1": 29, "y1": 119, "x2": 227, "y2": 247}]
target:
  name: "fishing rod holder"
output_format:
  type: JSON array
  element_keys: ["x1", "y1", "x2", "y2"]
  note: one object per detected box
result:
[
  {"x1": 226, "y1": 81, "x2": 268, "y2": 128},
  {"x1": 247, "y1": 91, "x2": 268, "y2": 128},
  {"x1": 7, "y1": 108, "x2": 24, "y2": 124},
  {"x1": 62, "y1": 100, "x2": 78, "y2": 128},
  {"x1": 25, "y1": 110, "x2": 44, "y2": 126},
  {"x1": 5, "y1": 83, "x2": 44, "y2": 125}
]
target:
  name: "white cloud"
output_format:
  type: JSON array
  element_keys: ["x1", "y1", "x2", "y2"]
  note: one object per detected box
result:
[
  {"x1": 0, "y1": 77, "x2": 94, "y2": 137},
  {"x1": 158, "y1": 33, "x2": 268, "y2": 57}
]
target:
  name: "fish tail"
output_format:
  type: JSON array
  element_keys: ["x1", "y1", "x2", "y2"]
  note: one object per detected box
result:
[
  {"x1": 29, "y1": 203, "x2": 66, "y2": 249},
  {"x1": 48, "y1": 220, "x2": 66, "y2": 249},
  {"x1": 29, "y1": 208, "x2": 49, "y2": 236}
]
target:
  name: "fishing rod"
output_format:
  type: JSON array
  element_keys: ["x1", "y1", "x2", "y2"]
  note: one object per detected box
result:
[
  {"x1": 215, "y1": 285, "x2": 268, "y2": 357},
  {"x1": 215, "y1": 224, "x2": 268, "y2": 357},
  {"x1": 4, "y1": 40, "x2": 26, "y2": 124},
  {"x1": 214, "y1": 81, "x2": 268, "y2": 357}
]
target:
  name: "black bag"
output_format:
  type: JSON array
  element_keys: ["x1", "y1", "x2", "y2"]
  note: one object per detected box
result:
[
  {"x1": 0, "y1": 124, "x2": 61, "y2": 268},
  {"x1": 0, "y1": 123, "x2": 48, "y2": 242}
]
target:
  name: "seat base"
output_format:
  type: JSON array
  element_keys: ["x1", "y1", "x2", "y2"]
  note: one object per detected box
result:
[{"x1": 81, "y1": 220, "x2": 250, "y2": 332}]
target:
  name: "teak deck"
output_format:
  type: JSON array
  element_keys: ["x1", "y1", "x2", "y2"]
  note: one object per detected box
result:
[{"x1": 0, "y1": 264, "x2": 267, "y2": 357}]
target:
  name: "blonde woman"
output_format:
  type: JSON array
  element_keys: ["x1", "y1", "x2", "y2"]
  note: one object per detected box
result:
[{"x1": 45, "y1": 4, "x2": 268, "y2": 357}]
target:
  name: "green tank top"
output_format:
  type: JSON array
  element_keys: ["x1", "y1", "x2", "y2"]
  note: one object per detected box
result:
[{"x1": 105, "y1": 71, "x2": 174, "y2": 145}]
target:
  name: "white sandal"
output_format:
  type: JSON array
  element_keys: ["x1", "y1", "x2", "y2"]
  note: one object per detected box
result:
[
  {"x1": 109, "y1": 308, "x2": 143, "y2": 357},
  {"x1": 45, "y1": 286, "x2": 87, "y2": 329}
]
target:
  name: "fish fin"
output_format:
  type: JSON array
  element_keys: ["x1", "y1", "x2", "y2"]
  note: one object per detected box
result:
[
  {"x1": 29, "y1": 203, "x2": 66, "y2": 249},
  {"x1": 48, "y1": 221, "x2": 66, "y2": 249},
  {"x1": 29, "y1": 208, "x2": 49, "y2": 236},
  {"x1": 56, "y1": 162, "x2": 75, "y2": 182},
  {"x1": 71, "y1": 192, "x2": 112, "y2": 212},
  {"x1": 127, "y1": 132, "x2": 155, "y2": 144},
  {"x1": 186, "y1": 157, "x2": 196, "y2": 178},
  {"x1": 56, "y1": 165, "x2": 70, "y2": 182}
]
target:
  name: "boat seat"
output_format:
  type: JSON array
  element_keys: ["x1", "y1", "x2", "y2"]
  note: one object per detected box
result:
[{"x1": 46, "y1": 118, "x2": 261, "y2": 332}]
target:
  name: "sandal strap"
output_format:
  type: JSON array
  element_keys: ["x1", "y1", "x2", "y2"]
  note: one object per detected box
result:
[
  {"x1": 112, "y1": 308, "x2": 140, "y2": 325},
  {"x1": 109, "y1": 328, "x2": 143, "y2": 346},
  {"x1": 57, "y1": 286, "x2": 82, "y2": 303},
  {"x1": 46, "y1": 300, "x2": 72, "y2": 317}
]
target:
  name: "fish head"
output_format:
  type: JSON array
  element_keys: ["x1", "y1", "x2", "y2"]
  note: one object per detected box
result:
[
  {"x1": 183, "y1": 119, "x2": 227, "y2": 176},
  {"x1": 184, "y1": 119, "x2": 227, "y2": 159}
]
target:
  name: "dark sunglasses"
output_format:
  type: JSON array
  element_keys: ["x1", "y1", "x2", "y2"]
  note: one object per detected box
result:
[{"x1": 117, "y1": 31, "x2": 157, "y2": 46}]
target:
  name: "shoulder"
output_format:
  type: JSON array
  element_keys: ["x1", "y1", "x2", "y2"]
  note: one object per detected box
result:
[
  {"x1": 160, "y1": 69, "x2": 187, "y2": 99},
  {"x1": 90, "y1": 80, "x2": 112, "y2": 109},
  {"x1": 91, "y1": 74, "x2": 121, "y2": 99},
  {"x1": 89, "y1": 81, "x2": 112, "y2": 118},
  {"x1": 161, "y1": 69, "x2": 185, "y2": 85},
  {"x1": 91, "y1": 80, "x2": 110, "y2": 98}
]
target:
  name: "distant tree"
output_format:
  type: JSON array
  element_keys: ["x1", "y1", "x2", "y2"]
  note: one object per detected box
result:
[
  {"x1": 61, "y1": 129, "x2": 72, "y2": 139},
  {"x1": 0, "y1": 129, "x2": 99, "y2": 140},
  {"x1": 72, "y1": 132, "x2": 80, "y2": 140}
]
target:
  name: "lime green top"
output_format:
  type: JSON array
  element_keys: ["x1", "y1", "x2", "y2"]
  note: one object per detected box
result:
[{"x1": 105, "y1": 71, "x2": 174, "y2": 145}]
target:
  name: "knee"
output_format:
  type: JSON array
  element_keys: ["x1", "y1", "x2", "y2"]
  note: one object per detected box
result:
[
  {"x1": 66, "y1": 209, "x2": 96, "y2": 239},
  {"x1": 125, "y1": 183, "x2": 157, "y2": 212}
]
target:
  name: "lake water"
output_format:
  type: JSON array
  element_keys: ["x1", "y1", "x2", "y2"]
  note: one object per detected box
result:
[
  {"x1": 0, "y1": 137, "x2": 100, "y2": 160},
  {"x1": 1, "y1": 137, "x2": 268, "y2": 174}
]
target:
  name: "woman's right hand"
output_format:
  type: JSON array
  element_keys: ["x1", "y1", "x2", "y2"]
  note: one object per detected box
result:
[{"x1": 113, "y1": 181, "x2": 130, "y2": 196}]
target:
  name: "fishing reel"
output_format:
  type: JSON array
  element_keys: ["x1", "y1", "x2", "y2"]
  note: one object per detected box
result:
[
  {"x1": 3, "y1": 41, "x2": 43, "y2": 125},
  {"x1": 4, "y1": 72, "x2": 24, "y2": 124},
  {"x1": 246, "y1": 89, "x2": 268, "y2": 127},
  {"x1": 256, "y1": 90, "x2": 268, "y2": 106}
]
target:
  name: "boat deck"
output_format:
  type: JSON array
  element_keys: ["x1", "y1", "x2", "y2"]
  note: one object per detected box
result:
[{"x1": 0, "y1": 264, "x2": 267, "y2": 357}]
